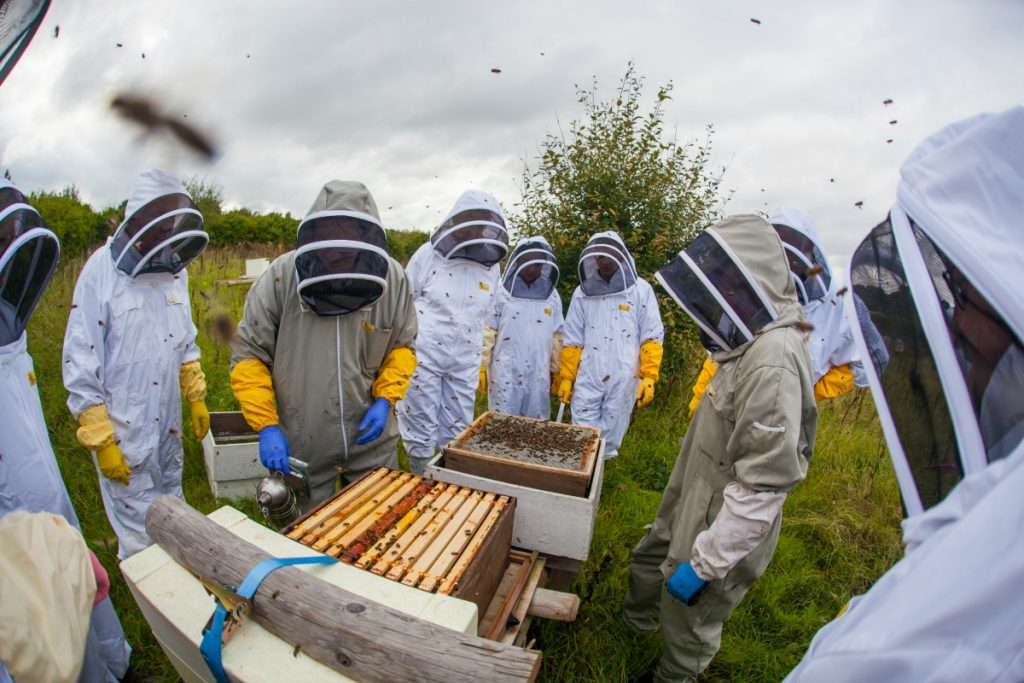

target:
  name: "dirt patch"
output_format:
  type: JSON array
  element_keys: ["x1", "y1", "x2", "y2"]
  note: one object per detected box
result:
[{"x1": 459, "y1": 413, "x2": 596, "y2": 470}]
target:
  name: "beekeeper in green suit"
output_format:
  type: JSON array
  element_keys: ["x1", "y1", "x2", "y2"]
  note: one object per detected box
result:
[
  {"x1": 623, "y1": 214, "x2": 818, "y2": 682},
  {"x1": 230, "y1": 181, "x2": 418, "y2": 506}
]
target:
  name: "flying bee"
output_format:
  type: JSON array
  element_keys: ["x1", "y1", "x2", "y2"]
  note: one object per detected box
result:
[{"x1": 110, "y1": 93, "x2": 218, "y2": 160}]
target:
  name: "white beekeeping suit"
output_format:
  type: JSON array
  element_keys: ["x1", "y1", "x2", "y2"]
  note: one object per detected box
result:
[
  {"x1": 555, "y1": 231, "x2": 664, "y2": 457},
  {"x1": 787, "y1": 107, "x2": 1024, "y2": 682},
  {"x1": 63, "y1": 169, "x2": 210, "y2": 560},
  {"x1": 397, "y1": 189, "x2": 508, "y2": 473},
  {"x1": 486, "y1": 236, "x2": 564, "y2": 419},
  {"x1": 0, "y1": 181, "x2": 130, "y2": 682}
]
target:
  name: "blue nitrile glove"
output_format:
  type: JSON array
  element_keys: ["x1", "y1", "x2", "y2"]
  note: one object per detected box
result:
[
  {"x1": 666, "y1": 562, "x2": 706, "y2": 606},
  {"x1": 258, "y1": 425, "x2": 291, "y2": 476},
  {"x1": 355, "y1": 398, "x2": 391, "y2": 445}
]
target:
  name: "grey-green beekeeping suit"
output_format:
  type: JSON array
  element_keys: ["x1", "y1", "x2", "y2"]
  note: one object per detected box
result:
[
  {"x1": 624, "y1": 214, "x2": 818, "y2": 682},
  {"x1": 230, "y1": 181, "x2": 418, "y2": 506}
]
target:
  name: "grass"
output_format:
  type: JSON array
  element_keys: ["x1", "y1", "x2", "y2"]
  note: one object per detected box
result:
[{"x1": 26, "y1": 244, "x2": 903, "y2": 681}]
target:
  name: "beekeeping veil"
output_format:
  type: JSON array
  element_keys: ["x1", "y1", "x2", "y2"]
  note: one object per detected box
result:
[
  {"x1": 109, "y1": 169, "x2": 207, "y2": 278},
  {"x1": 577, "y1": 231, "x2": 637, "y2": 297},
  {"x1": 431, "y1": 189, "x2": 509, "y2": 267},
  {"x1": 770, "y1": 206, "x2": 831, "y2": 305},
  {"x1": 501, "y1": 236, "x2": 559, "y2": 300},
  {"x1": 0, "y1": 180, "x2": 59, "y2": 346},
  {"x1": 657, "y1": 215, "x2": 796, "y2": 353},
  {"x1": 295, "y1": 180, "x2": 389, "y2": 316},
  {"x1": 847, "y1": 107, "x2": 1024, "y2": 516}
]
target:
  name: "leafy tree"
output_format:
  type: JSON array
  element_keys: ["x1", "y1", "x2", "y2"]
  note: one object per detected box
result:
[
  {"x1": 516, "y1": 63, "x2": 728, "y2": 380},
  {"x1": 184, "y1": 175, "x2": 224, "y2": 218}
]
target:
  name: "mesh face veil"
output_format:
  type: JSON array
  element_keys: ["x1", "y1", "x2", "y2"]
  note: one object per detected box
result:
[
  {"x1": 0, "y1": 183, "x2": 59, "y2": 346},
  {"x1": 656, "y1": 229, "x2": 778, "y2": 352},
  {"x1": 294, "y1": 210, "x2": 390, "y2": 316},
  {"x1": 501, "y1": 239, "x2": 559, "y2": 300},
  {"x1": 431, "y1": 207, "x2": 509, "y2": 267},
  {"x1": 109, "y1": 192, "x2": 208, "y2": 277},
  {"x1": 850, "y1": 215, "x2": 1024, "y2": 513},
  {"x1": 773, "y1": 223, "x2": 832, "y2": 304},
  {"x1": 577, "y1": 234, "x2": 637, "y2": 297}
]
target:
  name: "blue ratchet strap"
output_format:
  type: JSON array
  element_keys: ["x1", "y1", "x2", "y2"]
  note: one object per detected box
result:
[{"x1": 200, "y1": 555, "x2": 338, "y2": 683}]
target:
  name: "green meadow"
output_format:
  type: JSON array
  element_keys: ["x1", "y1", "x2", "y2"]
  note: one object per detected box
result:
[{"x1": 26, "y1": 244, "x2": 902, "y2": 681}]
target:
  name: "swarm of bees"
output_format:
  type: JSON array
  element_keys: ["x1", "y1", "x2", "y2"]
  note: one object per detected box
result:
[{"x1": 110, "y1": 93, "x2": 218, "y2": 160}]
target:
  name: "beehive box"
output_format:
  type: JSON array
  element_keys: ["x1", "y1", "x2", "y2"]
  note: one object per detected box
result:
[
  {"x1": 442, "y1": 412, "x2": 600, "y2": 497},
  {"x1": 427, "y1": 439, "x2": 605, "y2": 565},
  {"x1": 201, "y1": 412, "x2": 264, "y2": 501},
  {"x1": 282, "y1": 468, "x2": 515, "y2": 615}
]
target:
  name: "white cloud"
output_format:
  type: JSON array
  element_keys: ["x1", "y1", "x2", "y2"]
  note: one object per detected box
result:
[{"x1": 1, "y1": 0, "x2": 1021, "y2": 271}]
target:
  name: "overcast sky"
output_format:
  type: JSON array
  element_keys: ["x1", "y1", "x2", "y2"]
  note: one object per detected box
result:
[{"x1": 1, "y1": 1, "x2": 1021, "y2": 273}]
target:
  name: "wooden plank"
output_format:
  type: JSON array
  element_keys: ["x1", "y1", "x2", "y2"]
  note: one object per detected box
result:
[
  {"x1": 438, "y1": 497, "x2": 506, "y2": 594},
  {"x1": 527, "y1": 588, "x2": 579, "y2": 622},
  {"x1": 356, "y1": 483, "x2": 447, "y2": 569},
  {"x1": 326, "y1": 477, "x2": 423, "y2": 555},
  {"x1": 374, "y1": 487, "x2": 457, "y2": 577},
  {"x1": 386, "y1": 487, "x2": 470, "y2": 581},
  {"x1": 285, "y1": 468, "x2": 390, "y2": 540},
  {"x1": 500, "y1": 557, "x2": 546, "y2": 645},
  {"x1": 419, "y1": 493, "x2": 495, "y2": 592},
  {"x1": 311, "y1": 473, "x2": 412, "y2": 552},
  {"x1": 402, "y1": 491, "x2": 483, "y2": 588},
  {"x1": 477, "y1": 557, "x2": 526, "y2": 639},
  {"x1": 484, "y1": 550, "x2": 536, "y2": 641},
  {"x1": 145, "y1": 495, "x2": 540, "y2": 682}
]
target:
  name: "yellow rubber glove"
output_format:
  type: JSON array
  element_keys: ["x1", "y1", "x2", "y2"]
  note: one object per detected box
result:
[
  {"x1": 814, "y1": 364, "x2": 855, "y2": 401},
  {"x1": 372, "y1": 346, "x2": 417, "y2": 405},
  {"x1": 554, "y1": 346, "x2": 583, "y2": 403},
  {"x1": 230, "y1": 358, "x2": 279, "y2": 432},
  {"x1": 478, "y1": 366, "x2": 487, "y2": 398},
  {"x1": 688, "y1": 356, "x2": 719, "y2": 418},
  {"x1": 76, "y1": 404, "x2": 116, "y2": 451},
  {"x1": 190, "y1": 401, "x2": 211, "y2": 440},
  {"x1": 96, "y1": 443, "x2": 131, "y2": 485},
  {"x1": 636, "y1": 377, "x2": 656, "y2": 408},
  {"x1": 557, "y1": 378, "x2": 574, "y2": 404},
  {"x1": 178, "y1": 360, "x2": 208, "y2": 403}
]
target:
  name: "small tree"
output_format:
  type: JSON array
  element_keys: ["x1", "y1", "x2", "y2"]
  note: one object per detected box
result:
[
  {"x1": 184, "y1": 175, "x2": 224, "y2": 218},
  {"x1": 516, "y1": 63, "x2": 728, "y2": 381}
]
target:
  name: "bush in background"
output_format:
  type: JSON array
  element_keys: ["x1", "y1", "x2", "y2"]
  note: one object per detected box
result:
[{"x1": 516, "y1": 63, "x2": 729, "y2": 380}]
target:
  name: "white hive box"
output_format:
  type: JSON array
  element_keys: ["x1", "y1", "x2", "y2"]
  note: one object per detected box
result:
[
  {"x1": 202, "y1": 412, "x2": 265, "y2": 501},
  {"x1": 120, "y1": 505, "x2": 478, "y2": 683},
  {"x1": 425, "y1": 439, "x2": 605, "y2": 568},
  {"x1": 245, "y1": 258, "x2": 270, "y2": 278}
]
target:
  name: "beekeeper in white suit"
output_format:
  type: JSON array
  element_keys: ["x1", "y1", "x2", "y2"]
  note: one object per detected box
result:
[
  {"x1": 0, "y1": 181, "x2": 131, "y2": 681},
  {"x1": 554, "y1": 231, "x2": 664, "y2": 457},
  {"x1": 787, "y1": 107, "x2": 1024, "y2": 681},
  {"x1": 63, "y1": 169, "x2": 211, "y2": 560},
  {"x1": 687, "y1": 206, "x2": 868, "y2": 416},
  {"x1": 483, "y1": 236, "x2": 564, "y2": 419},
  {"x1": 397, "y1": 189, "x2": 509, "y2": 473}
]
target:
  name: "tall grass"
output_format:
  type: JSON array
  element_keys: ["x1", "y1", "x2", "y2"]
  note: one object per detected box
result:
[{"x1": 25, "y1": 245, "x2": 902, "y2": 681}]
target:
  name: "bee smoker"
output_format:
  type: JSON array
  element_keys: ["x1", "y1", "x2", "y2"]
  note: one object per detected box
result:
[{"x1": 255, "y1": 458, "x2": 310, "y2": 529}]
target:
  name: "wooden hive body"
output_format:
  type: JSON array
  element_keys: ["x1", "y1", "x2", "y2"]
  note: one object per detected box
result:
[
  {"x1": 282, "y1": 468, "x2": 514, "y2": 615},
  {"x1": 443, "y1": 412, "x2": 600, "y2": 497}
]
